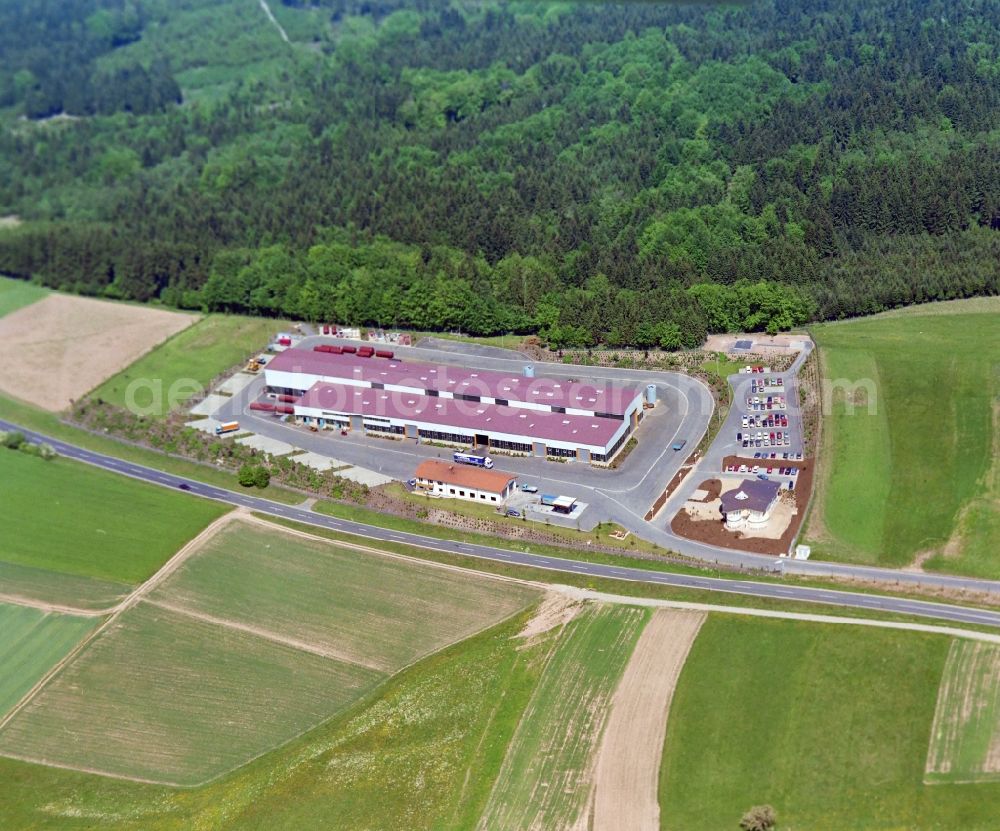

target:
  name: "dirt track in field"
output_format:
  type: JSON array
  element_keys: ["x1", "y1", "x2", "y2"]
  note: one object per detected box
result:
[
  {"x1": 0, "y1": 293, "x2": 196, "y2": 410},
  {"x1": 589, "y1": 609, "x2": 705, "y2": 831}
]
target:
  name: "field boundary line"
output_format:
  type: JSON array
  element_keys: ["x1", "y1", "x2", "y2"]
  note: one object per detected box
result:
[
  {"x1": 0, "y1": 510, "x2": 238, "y2": 733},
  {"x1": 144, "y1": 598, "x2": 387, "y2": 672},
  {"x1": 0, "y1": 592, "x2": 105, "y2": 617},
  {"x1": 552, "y1": 587, "x2": 1000, "y2": 644},
  {"x1": 0, "y1": 748, "x2": 175, "y2": 787}
]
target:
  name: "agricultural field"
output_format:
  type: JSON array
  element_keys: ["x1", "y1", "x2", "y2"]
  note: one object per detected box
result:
[
  {"x1": 926, "y1": 641, "x2": 1000, "y2": 784},
  {"x1": 90, "y1": 314, "x2": 289, "y2": 416},
  {"x1": 0, "y1": 609, "x2": 547, "y2": 830},
  {"x1": 806, "y1": 299, "x2": 1000, "y2": 571},
  {"x1": 0, "y1": 293, "x2": 196, "y2": 410},
  {"x1": 1, "y1": 450, "x2": 228, "y2": 608},
  {"x1": 0, "y1": 518, "x2": 538, "y2": 786},
  {"x1": 0, "y1": 603, "x2": 97, "y2": 718},
  {"x1": 0, "y1": 275, "x2": 47, "y2": 318},
  {"x1": 477, "y1": 603, "x2": 649, "y2": 831},
  {"x1": 0, "y1": 603, "x2": 381, "y2": 786},
  {"x1": 659, "y1": 616, "x2": 1000, "y2": 830},
  {"x1": 147, "y1": 517, "x2": 539, "y2": 671}
]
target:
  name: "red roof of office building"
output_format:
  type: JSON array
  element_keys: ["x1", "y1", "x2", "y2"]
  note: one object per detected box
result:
[
  {"x1": 294, "y1": 381, "x2": 624, "y2": 447},
  {"x1": 267, "y1": 348, "x2": 641, "y2": 415},
  {"x1": 414, "y1": 459, "x2": 515, "y2": 493}
]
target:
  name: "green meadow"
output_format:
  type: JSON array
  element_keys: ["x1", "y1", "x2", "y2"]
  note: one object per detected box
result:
[{"x1": 807, "y1": 300, "x2": 999, "y2": 571}]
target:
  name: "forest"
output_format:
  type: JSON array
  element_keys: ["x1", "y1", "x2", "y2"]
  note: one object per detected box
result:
[{"x1": 0, "y1": 0, "x2": 998, "y2": 345}]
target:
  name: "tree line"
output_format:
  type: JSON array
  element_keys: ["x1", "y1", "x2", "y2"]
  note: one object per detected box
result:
[{"x1": 0, "y1": 0, "x2": 998, "y2": 345}]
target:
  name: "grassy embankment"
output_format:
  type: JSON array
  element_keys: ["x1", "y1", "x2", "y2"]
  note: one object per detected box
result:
[
  {"x1": 90, "y1": 314, "x2": 289, "y2": 415},
  {"x1": 660, "y1": 616, "x2": 1000, "y2": 830},
  {"x1": 0, "y1": 392, "x2": 305, "y2": 505},
  {"x1": 0, "y1": 275, "x2": 48, "y2": 318},
  {"x1": 0, "y1": 450, "x2": 228, "y2": 608},
  {"x1": 806, "y1": 298, "x2": 999, "y2": 575}
]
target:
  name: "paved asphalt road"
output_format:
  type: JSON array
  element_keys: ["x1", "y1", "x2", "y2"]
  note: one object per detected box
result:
[{"x1": 6, "y1": 418, "x2": 1000, "y2": 630}]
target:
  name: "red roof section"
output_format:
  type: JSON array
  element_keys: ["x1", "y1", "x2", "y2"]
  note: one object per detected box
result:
[
  {"x1": 414, "y1": 459, "x2": 515, "y2": 493},
  {"x1": 267, "y1": 348, "x2": 640, "y2": 415},
  {"x1": 294, "y1": 382, "x2": 624, "y2": 447}
]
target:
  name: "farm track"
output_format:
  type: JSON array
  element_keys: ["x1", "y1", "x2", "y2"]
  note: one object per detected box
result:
[{"x1": 590, "y1": 609, "x2": 705, "y2": 831}]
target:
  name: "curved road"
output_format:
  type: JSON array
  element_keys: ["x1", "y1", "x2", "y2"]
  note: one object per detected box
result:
[{"x1": 5, "y1": 418, "x2": 1000, "y2": 630}]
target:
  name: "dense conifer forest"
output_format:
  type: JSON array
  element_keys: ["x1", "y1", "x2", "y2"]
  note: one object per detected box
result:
[{"x1": 0, "y1": 0, "x2": 997, "y2": 344}]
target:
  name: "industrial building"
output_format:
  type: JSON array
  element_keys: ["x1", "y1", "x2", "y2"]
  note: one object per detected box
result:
[
  {"x1": 261, "y1": 347, "x2": 648, "y2": 463},
  {"x1": 413, "y1": 459, "x2": 516, "y2": 503}
]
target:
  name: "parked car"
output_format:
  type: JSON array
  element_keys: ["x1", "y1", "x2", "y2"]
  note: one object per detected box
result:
[
  {"x1": 521, "y1": 484, "x2": 539, "y2": 493},
  {"x1": 739, "y1": 464, "x2": 748, "y2": 473},
  {"x1": 505, "y1": 509, "x2": 522, "y2": 518}
]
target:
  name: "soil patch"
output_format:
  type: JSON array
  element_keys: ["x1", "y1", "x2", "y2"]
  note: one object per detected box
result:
[
  {"x1": 0, "y1": 294, "x2": 196, "y2": 410},
  {"x1": 671, "y1": 460, "x2": 814, "y2": 556},
  {"x1": 590, "y1": 610, "x2": 705, "y2": 831},
  {"x1": 517, "y1": 592, "x2": 583, "y2": 641}
]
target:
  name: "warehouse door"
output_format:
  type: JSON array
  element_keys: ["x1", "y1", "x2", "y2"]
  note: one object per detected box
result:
[{"x1": 475, "y1": 433, "x2": 490, "y2": 447}]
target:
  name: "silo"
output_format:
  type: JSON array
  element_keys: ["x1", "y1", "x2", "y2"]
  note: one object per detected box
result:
[{"x1": 645, "y1": 384, "x2": 657, "y2": 406}]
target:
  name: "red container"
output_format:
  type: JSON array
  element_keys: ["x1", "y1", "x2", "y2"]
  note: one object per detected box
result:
[
  {"x1": 275, "y1": 405, "x2": 295, "y2": 415},
  {"x1": 249, "y1": 401, "x2": 275, "y2": 412},
  {"x1": 342, "y1": 345, "x2": 357, "y2": 354},
  {"x1": 375, "y1": 349, "x2": 394, "y2": 359},
  {"x1": 357, "y1": 347, "x2": 375, "y2": 358},
  {"x1": 322, "y1": 325, "x2": 330, "y2": 334},
  {"x1": 313, "y1": 345, "x2": 327, "y2": 352},
  {"x1": 278, "y1": 394, "x2": 298, "y2": 403},
  {"x1": 277, "y1": 337, "x2": 292, "y2": 346}
]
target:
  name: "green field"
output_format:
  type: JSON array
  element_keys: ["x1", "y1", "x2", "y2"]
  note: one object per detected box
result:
[
  {"x1": 1, "y1": 450, "x2": 228, "y2": 604},
  {"x1": 148, "y1": 519, "x2": 539, "y2": 671},
  {"x1": 926, "y1": 640, "x2": 1000, "y2": 784},
  {"x1": 0, "y1": 275, "x2": 48, "y2": 318},
  {"x1": 0, "y1": 518, "x2": 537, "y2": 786},
  {"x1": 89, "y1": 315, "x2": 288, "y2": 415},
  {"x1": 478, "y1": 604, "x2": 649, "y2": 830},
  {"x1": 0, "y1": 602, "x2": 382, "y2": 786},
  {"x1": 0, "y1": 609, "x2": 549, "y2": 830},
  {"x1": 807, "y1": 301, "x2": 1000, "y2": 570},
  {"x1": 659, "y1": 617, "x2": 1000, "y2": 830},
  {"x1": 0, "y1": 603, "x2": 97, "y2": 718}
]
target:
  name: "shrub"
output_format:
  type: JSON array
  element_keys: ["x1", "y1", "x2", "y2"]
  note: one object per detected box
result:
[
  {"x1": 740, "y1": 805, "x2": 777, "y2": 831},
  {"x1": 2, "y1": 430, "x2": 26, "y2": 449}
]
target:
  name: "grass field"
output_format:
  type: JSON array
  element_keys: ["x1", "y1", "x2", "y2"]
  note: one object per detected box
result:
[
  {"x1": 0, "y1": 518, "x2": 538, "y2": 786},
  {"x1": 659, "y1": 617, "x2": 1000, "y2": 830},
  {"x1": 0, "y1": 603, "x2": 382, "y2": 786},
  {"x1": 0, "y1": 603, "x2": 97, "y2": 718},
  {"x1": 148, "y1": 519, "x2": 540, "y2": 672},
  {"x1": 0, "y1": 610, "x2": 548, "y2": 830},
  {"x1": 1, "y1": 450, "x2": 228, "y2": 605},
  {"x1": 926, "y1": 640, "x2": 1000, "y2": 784},
  {"x1": 807, "y1": 300, "x2": 1000, "y2": 570},
  {"x1": 477, "y1": 604, "x2": 649, "y2": 830},
  {"x1": 0, "y1": 276, "x2": 47, "y2": 318},
  {"x1": 89, "y1": 314, "x2": 289, "y2": 415}
]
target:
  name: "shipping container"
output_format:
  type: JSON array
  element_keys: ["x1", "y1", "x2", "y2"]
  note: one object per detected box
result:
[
  {"x1": 249, "y1": 401, "x2": 275, "y2": 412},
  {"x1": 275, "y1": 405, "x2": 295, "y2": 415},
  {"x1": 375, "y1": 349, "x2": 394, "y2": 358},
  {"x1": 322, "y1": 325, "x2": 330, "y2": 334},
  {"x1": 357, "y1": 346, "x2": 375, "y2": 358},
  {"x1": 277, "y1": 394, "x2": 298, "y2": 403},
  {"x1": 342, "y1": 345, "x2": 357, "y2": 354}
]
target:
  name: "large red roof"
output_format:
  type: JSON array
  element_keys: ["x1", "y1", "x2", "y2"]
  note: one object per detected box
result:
[
  {"x1": 294, "y1": 381, "x2": 624, "y2": 448},
  {"x1": 267, "y1": 348, "x2": 640, "y2": 415}
]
